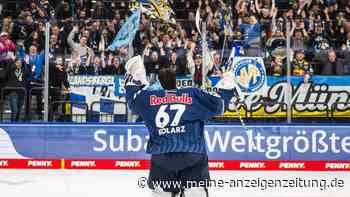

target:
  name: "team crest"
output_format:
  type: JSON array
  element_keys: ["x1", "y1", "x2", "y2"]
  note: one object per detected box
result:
[{"x1": 233, "y1": 58, "x2": 266, "y2": 93}]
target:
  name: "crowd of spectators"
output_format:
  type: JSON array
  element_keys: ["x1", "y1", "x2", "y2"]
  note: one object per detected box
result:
[
  {"x1": 1, "y1": 1, "x2": 350, "y2": 78},
  {"x1": 0, "y1": 0, "x2": 350, "y2": 120}
]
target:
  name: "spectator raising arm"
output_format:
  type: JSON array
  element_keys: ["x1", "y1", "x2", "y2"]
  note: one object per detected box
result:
[
  {"x1": 67, "y1": 26, "x2": 79, "y2": 50},
  {"x1": 67, "y1": 25, "x2": 94, "y2": 68}
]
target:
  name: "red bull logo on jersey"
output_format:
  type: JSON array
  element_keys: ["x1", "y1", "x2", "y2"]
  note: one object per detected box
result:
[{"x1": 150, "y1": 93, "x2": 193, "y2": 106}]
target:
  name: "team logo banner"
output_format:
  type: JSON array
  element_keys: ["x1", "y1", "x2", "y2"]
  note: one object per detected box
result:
[
  {"x1": 224, "y1": 57, "x2": 267, "y2": 96},
  {"x1": 232, "y1": 57, "x2": 267, "y2": 95}
]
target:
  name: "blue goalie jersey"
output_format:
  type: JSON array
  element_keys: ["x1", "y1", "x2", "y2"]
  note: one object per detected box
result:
[{"x1": 125, "y1": 84, "x2": 225, "y2": 154}]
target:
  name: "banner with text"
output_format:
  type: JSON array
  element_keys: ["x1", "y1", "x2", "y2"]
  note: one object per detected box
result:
[
  {"x1": 0, "y1": 124, "x2": 350, "y2": 170},
  {"x1": 68, "y1": 76, "x2": 350, "y2": 118}
]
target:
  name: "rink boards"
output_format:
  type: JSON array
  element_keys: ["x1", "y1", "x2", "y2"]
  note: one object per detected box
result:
[
  {"x1": 1, "y1": 124, "x2": 350, "y2": 197},
  {"x1": 0, "y1": 123, "x2": 349, "y2": 171}
]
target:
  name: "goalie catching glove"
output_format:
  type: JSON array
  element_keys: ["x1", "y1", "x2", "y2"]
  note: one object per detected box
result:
[{"x1": 124, "y1": 55, "x2": 149, "y2": 87}]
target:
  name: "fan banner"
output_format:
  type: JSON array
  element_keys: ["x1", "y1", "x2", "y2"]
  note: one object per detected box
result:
[{"x1": 68, "y1": 75, "x2": 350, "y2": 120}]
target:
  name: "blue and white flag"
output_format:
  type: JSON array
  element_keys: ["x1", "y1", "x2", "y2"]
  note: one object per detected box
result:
[{"x1": 107, "y1": 9, "x2": 141, "y2": 51}]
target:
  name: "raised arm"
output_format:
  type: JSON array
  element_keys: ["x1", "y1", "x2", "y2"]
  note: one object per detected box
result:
[
  {"x1": 67, "y1": 26, "x2": 79, "y2": 49},
  {"x1": 235, "y1": 0, "x2": 245, "y2": 15},
  {"x1": 271, "y1": 7, "x2": 278, "y2": 33},
  {"x1": 189, "y1": 88, "x2": 225, "y2": 121},
  {"x1": 186, "y1": 41, "x2": 196, "y2": 75},
  {"x1": 291, "y1": 21, "x2": 296, "y2": 37},
  {"x1": 269, "y1": 0, "x2": 276, "y2": 17},
  {"x1": 124, "y1": 55, "x2": 149, "y2": 113},
  {"x1": 255, "y1": 0, "x2": 261, "y2": 13}
]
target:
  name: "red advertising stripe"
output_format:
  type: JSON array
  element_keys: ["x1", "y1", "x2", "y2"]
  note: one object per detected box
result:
[
  {"x1": 0, "y1": 159, "x2": 61, "y2": 169},
  {"x1": 0, "y1": 159, "x2": 350, "y2": 171}
]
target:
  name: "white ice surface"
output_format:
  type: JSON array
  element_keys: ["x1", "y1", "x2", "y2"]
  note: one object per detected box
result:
[
  {"x1": 0, "y1": 170, "x2": 349, "y2": 197},
  {"x1": 0, "y1": 128, "x2": 25, "y2": 158}
]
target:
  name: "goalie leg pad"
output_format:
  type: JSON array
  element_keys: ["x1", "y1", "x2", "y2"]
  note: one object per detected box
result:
[
  {"x1": 151, "y1": 186, "x2": 178, "y2": 197},
  {"x1": 181, "y1": 187, "x2": 208, "y2": 197}
]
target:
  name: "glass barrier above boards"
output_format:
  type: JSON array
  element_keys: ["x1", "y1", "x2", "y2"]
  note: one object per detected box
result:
[{"x1": 0, "y1": 1, "x2": 350, "y2": 123}]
